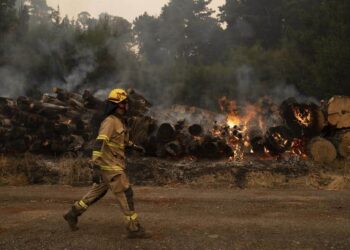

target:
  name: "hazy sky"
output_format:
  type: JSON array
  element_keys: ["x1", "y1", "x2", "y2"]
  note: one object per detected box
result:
[{"x1": 46, "y1": 0, "x2": 226, "y2": 21}]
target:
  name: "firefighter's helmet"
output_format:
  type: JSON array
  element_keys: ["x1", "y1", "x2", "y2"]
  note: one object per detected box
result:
[{"x1": 107, "y1": 89, "x2": 128, "y2": 104}]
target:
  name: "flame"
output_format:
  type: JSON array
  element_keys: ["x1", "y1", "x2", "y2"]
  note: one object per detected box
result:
[
  {"x1": 216, "y1": 96, "x2": 310, "y2": 161},
  {"x1": 293, "y1": 106, "x2": 311, "y2": 127},
  {"x1": 272, "y1": 132, "x2": 289, "y2": 146},
  {"x1": 227, "y1": 115, "x2": 241, "y2": 128},
  {"x1": 264, "y1": 147, "x2": 270, "y2": 154},
  {"x1": 289, "y1": 138, "x2": 308, "y2": 158}
]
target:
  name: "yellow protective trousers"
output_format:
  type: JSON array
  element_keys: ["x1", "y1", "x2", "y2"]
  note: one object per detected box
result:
[{"x1": 73, "y1": 170, "x2": 140, "y2": 232}]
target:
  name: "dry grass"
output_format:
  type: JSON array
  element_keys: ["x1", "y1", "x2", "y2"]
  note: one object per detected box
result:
[
  {"x1": 0, "y1": 154, "x2": 91, "y2": 186},
  {"x1": 245, "y1": 172, "x2": 287, "y2": 189},
  {"x1": 57, "y1": 157, "x2": 91, "y2": 186},
  {"x1": 0, "y1": 154, "x2": 349, "y2": 188}
]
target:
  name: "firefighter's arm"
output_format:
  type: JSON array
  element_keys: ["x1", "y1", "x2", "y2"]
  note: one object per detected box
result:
[{"x1": 92, "y1": 117, "x2": 115, "y2": 162}]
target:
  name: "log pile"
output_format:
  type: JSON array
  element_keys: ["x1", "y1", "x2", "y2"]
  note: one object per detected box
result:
[
  {"x1": 1, "y1": 89, "x2": 350, "y2": 163},
  {"x1": 259, "y1": 96, "x2": 350, "y2": 163},
  {"x1": 0, "y1": 88, "x2": 143, "y2": 155},
  {"x1": 0, "y1": 89, "x2": 97, "y2": 155}
]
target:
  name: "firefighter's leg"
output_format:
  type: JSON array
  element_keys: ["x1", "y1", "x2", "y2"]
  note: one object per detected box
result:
[
  {"x1": 107, "y1": 172, "x2": 151, "y2": 238},
  {"x1": 64, "y1": 181, "x2": 108, "y2": 231}
]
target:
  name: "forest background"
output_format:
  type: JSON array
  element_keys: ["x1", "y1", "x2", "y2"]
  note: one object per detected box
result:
[{"x1": 1, "y1": 0, "x2": 349, "y2": 109}]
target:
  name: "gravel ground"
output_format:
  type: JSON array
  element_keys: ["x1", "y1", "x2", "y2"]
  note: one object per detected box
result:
[{"x1": 0, "y1": 185, "x2": 349, "y2": 250}]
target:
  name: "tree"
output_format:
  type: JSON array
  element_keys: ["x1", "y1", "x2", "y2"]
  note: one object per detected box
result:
[
  {"x1": 220, "y1": 0, "x2": 285, "y2": 48},
  {"x1": 283, "y1": 0, "x2": 350, "y2": 97},
  {"x1": 133, "y1": 13, "x2": 161, "y2": 63},
  {"x1": 134, "y1": 0, "x2": 225, "y2": 64},
  {"x1": 26, "y1": 0, "x2": 53, "y2": 25},
  {"x1": 0, "y1": 0, "x2": 17, "y2": 35}
]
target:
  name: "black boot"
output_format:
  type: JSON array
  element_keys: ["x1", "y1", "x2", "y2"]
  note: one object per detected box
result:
[
  {"x1": 127, "y1": 225, "x2": 152, "y2": 239},
  {"x1": 63, "y1": 206, "x2": 81, "y2": 231}
]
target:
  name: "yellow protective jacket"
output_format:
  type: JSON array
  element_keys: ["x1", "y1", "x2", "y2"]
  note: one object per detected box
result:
[{"x1": 92, "y1": 115, "x2": 129, "y2": 172}]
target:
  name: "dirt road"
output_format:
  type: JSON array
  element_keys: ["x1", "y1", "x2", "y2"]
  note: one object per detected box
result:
[{"x1": 0, "y1": 185, "x2": 349, "y2": 249}]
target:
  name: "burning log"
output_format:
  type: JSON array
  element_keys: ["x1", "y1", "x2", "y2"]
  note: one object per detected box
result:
[
  {"x1": 327, "y1": 96, "x2": 350, "y2": 129},
  {"x1": 265, "y1": 126, "x2": 293, "y2": 155},
  {"x1": 330, "y1": 130, "x2": 350, "y2": 159},
  {"x1": 248, "y1": 128, "x2": 265, "y2": 154},
  {"x1": 280, "y1": 98, "x2": 325, "y2": 138},
  {"x1": 307, "y1": 137, "x2": 337, "y2": 163}
]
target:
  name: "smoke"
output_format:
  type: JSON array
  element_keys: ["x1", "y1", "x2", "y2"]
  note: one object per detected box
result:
[
  {"x1": 0, "y1": 66, "x2": 27, "y2": 98},
  {"x1": 0, "y1": 0, "x2": 319, "y2": 112},
  {"x1": 235, "y1": 64, "x2": 317, "y2": 106},
  {"x1": 65, "y1": 48, "x2": 96, "y2": 91},
  {"x1": 236, "y1": 65, "x2": 256, "y2": 104}
]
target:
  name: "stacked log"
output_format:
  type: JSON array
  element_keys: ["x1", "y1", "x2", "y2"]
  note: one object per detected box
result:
[
  {"x1": 278, "y1": 97, "x2": 350, "y2": 162},
  {"x1": 307, "y1": 137, "x2": 337, "y2": 163},
  {"x1": 1, "y1": 89, "x2": 350, "y2": 162},
  {"x1": 0, "y1": 87, "x2": 158, "y2": 157},
  {"x1": 0, "y1": 89, "x2": 98, "y2": 155},
  {"x1": 280, "y1": 98, "x2": 325, "y2": 138},
  {"x1": 330, "y1": 130, "x2": 350, "y2": 159},
  {"x1": 265, "y1": 126, "x2": 293, "y2": 155},
  {"x1": 327, "y1": 96, "x2": 350, "y2": 129}
]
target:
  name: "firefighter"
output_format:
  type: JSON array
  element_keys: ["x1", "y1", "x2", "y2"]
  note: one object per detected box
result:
[{"x1": 63, "y1": 88, "x2": 151, "y2": 239}]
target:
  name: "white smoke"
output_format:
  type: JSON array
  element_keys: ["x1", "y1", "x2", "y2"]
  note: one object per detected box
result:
[
  {"x1": 65, "y1": 48, "x2": 96, "y2": 91},
  {"x1": 0, "y1": 66, "x2": 27, "y2": 97}
]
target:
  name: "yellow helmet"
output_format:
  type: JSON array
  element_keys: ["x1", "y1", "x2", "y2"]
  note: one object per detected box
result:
[{"x1": 107, "y1": 88, "x2": 128, "y2": 103}]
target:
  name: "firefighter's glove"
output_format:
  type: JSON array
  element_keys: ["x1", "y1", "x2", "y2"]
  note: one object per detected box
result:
[{"x1": 91, "y1": 165, "x2": 102, "y2": 184}]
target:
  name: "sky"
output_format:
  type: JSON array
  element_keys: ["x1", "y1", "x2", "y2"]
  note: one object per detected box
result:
[{"x1": 46, "y1": 0, "x2": 226, "y2": 21}]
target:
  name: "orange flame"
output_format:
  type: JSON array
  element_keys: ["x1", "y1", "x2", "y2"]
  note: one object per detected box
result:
[{"x1": 293, "y1": 106, "x2": 311, "y2": 127}]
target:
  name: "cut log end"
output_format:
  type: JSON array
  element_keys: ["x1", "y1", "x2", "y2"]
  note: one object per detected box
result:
[
  {"x1": 327, "y1": 96, "x2": 350, "y2": 129},
  {"x1": 308, "y1": 137, "x2": 337, "y2": 163}
]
